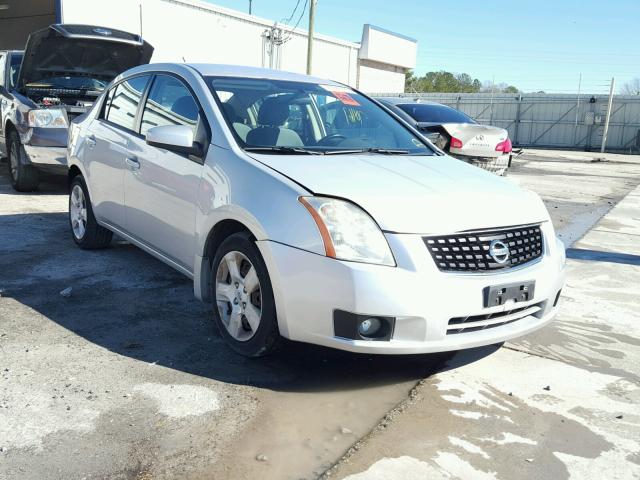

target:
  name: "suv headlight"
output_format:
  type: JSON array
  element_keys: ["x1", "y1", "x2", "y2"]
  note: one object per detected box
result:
[
  {"x1": 299, "y1": 196, "x2": 395, "y2": 266},
  {"x1": 27, "y1": 109, "x2": 68, "y2": 128}
]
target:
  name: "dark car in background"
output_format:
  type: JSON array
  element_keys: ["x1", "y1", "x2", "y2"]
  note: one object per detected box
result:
[
  {"x1": 0, "y1": 24, "x2": 153, "y2": 191},
  {"x1": 377, "y1": 99, "x2": 515, "y2": 175}
]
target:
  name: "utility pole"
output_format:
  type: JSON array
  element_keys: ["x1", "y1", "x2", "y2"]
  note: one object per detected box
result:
[
  {"x1": 306, "y1": 0, "x2": 316, "y2": 75},
  {"x1": 572, "y1": 73, "x2": 582, "y2": 147},
  {"x1": 601, "y1": 77, "x2": 615, "y2": 153},
  {"x1": 248, "y1": 0, "x2": 252, "y2": 15}
]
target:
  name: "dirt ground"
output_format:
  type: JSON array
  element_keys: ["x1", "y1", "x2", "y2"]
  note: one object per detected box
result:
[{"x1": 1, "y1": 149, "x2": 639, "y2": 480}]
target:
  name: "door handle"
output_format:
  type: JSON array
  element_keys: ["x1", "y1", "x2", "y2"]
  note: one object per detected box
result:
[
  {"x1": 125, "y1": 155, "x2": 140, "y2": 171},
  {"x1": 86, "y1": 135, "x2": 96, "y2": 149}
]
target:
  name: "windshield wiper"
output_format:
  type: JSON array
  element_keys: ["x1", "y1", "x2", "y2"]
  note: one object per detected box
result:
[
  {"x1": 244, "y1": 146, "x2": 324, "y2": 155},
  {"x1": 324, "y1": 148, "x2": 410, "y2": 155}
]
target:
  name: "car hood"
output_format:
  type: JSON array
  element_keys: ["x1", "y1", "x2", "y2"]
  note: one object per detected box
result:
[
  {"x1": 17, "y1": 24, "x2": 154, "y2": 91},
  {"x1": 250, "y1": 152, "x2": 549, "y2": 234}
]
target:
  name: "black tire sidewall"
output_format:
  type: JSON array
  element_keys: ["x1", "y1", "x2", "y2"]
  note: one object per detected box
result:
[
  {"x1": 7, "y1": 131, "x2": 38, "y2": 191},
  {"x1": 211, "y1": 233, "x2": 280, "y2": 357},
  {"x1": 69, "y1": 175, "x2": 110, "y2": 249}
]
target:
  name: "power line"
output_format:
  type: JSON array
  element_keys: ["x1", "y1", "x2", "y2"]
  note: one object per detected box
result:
[
  {"x1": 280, "y1": 0, "x2": 302, "y2": 26},
  {"x1": 281, "y1": 0, "x2": 308, "y2": 42}
]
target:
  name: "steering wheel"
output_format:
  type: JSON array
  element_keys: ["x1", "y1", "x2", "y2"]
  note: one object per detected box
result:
[{"x1": 316, "y1": 134, "x2": 347, "y2": 147}]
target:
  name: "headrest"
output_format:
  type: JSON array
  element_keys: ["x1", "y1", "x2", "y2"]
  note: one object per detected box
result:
[
  {"x1": 222, "y1": 102, "x2": 238, "y2": 122},
  {"x1": 257, "y1": 97, "x2": 289, "y2": 126},
  {"x1": 172, "y1": 96, "x2": 198, "y2": 121}
]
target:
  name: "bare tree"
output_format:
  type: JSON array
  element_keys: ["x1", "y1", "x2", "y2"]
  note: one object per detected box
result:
[{"x1": 621, "y1": 78, "x2": 640, "y2": 95}]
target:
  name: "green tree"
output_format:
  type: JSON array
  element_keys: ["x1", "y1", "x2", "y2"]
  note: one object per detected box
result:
[
  {"x1": 405, "y1": 71, "x2": 519, "y2": 94},
  {"x1": 405, "y1": 70, "x2": 484, "y2": 93}
]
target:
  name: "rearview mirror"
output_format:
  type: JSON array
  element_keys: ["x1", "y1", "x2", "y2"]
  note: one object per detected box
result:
[{"x1": 146, "y1": 125, "x2": 202, "y2": 157}]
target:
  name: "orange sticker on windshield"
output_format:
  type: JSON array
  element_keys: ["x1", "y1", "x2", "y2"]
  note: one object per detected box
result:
[{"x1": 332, "y1": 91, "x2": 360, "y2": 106}]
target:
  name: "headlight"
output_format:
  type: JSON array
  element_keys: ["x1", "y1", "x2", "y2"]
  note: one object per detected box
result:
[
  {"x1": 299, "y1": 196, "x2": 395, "y2": 266},
  {"x1": 27, "y1": 109, "x2": 68, "y2": 128}
]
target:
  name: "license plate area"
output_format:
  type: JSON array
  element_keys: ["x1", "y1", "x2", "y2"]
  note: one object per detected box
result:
[{"x1": 484, "y1": 281, "x2": 535, "y2": 307}]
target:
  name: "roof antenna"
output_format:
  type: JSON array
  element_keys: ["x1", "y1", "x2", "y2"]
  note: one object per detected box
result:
[{"x1": 139, "y1": 3, "x2": 143, "y2": 39}]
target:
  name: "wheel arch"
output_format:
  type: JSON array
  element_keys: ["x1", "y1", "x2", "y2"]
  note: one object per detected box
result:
[{"x1": 194, "y1": 218, "x2": 257, "y2": 303}]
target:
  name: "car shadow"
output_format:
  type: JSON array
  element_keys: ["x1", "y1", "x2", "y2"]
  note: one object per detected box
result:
[
  {"x1": 0, "y1": 205, "x2": 497, "y2": 394},
  {"x1": 567, "y1": 247, "x2": 640, "y2": 266},
  {"x1": 0, "y1": 166, "x2": 68, "y2": 195}
]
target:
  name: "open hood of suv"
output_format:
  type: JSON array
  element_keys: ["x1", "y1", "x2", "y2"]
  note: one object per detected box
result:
[
  {"x1": 17, "y1": 24, "x2": 154, "y2": 91},
  {"x1": 250, "y1": 152, "x2": 550, "y2": 234}
]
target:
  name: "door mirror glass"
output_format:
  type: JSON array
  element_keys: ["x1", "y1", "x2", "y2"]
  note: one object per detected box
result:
[{"x1": 146, "y1": 125, "x2": 202, "y2": 156}]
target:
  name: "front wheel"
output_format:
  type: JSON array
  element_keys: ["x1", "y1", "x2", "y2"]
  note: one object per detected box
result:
[
  {"x1": 7, "y1": 131, "x2": 39, "y2": 192},
  {"x1": 69, "y1": 175, "x2": 113, "y2": 249},
  {"x1": 211, "y1": 232, "x2": 281, "y2": 357}
]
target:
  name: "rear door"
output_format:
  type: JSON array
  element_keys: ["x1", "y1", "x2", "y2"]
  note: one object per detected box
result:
[
  {"x1": 123, "y1": 74, "x2": 208, "y2": 271},
  {"x1": 85, "y1": 74, "x2": 151, "y2": 228}
]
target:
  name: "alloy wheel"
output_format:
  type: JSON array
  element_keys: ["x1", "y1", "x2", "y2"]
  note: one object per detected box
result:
[
  {"x1": 215, "y1": 251, "x2": 262, "y2": 341},
  {"x1": 70, "y1": 184, "x2": 88, "y2": 240}
]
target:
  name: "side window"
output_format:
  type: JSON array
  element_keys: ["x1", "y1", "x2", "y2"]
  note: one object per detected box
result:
[
  {"x1": 140, "y1": 75, "x2": 199, "y2": 138},
  {"x1": 0, "y1": 54, "x2": 5, "y2": 88},
  {"x1": 104, "y1": 75, "x2": 151, "y2": 131},
  {"x1": 9, "y1": 54, "x2": 23, "y2": 89}
]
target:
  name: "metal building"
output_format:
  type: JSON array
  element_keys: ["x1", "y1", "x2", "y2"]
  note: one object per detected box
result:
[{"x1": 0, "y1": 0, "x2": 416, "y2": 93}]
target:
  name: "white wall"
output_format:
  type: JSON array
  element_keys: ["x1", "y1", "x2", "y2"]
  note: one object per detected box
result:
[
  {"x1": 60, "y1": 0, "x2": 359, "y2": 86},
  {"x1": 359, "y1": 24, "x2": 416, "y2": 70},
  {"x1": 358, "y1": 62, "x2": 406, "y2": 94}
]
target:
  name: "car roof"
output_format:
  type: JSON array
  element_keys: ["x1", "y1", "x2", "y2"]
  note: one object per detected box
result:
[
  {"x1": 377, "y1": 98, "x2": 444, "y2": 107},
  {"x1": 188, "y1": 63, "x2": 342, "y2": 85},
  {"x1": 120, "y1": 63, "x2": 344, "y2": 87}
]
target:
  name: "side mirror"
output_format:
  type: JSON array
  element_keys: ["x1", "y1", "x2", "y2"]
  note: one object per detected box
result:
[{"x1": 146, "y1": 125, "x2": 203, "y2": 157}]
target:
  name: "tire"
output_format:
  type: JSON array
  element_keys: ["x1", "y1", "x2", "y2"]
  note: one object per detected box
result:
[
  {"x1": 211, "y1": 232, "x2": 281, "y2": 357},
  {"x1": 7, "y1": 130, "x2": 39, "y2": 192},
  {"x1": 69, "y1": 175, "x2": 113, "y2": 249}
]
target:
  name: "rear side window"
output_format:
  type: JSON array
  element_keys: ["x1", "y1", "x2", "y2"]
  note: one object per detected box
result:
[
  {"x1": 104, "y1": 75, "x2": 151, "y2": 131},
  {"x1": 140, "y1": 75, "x2": 199, "y2": 137},
  {"x1": 398, "y1": 104, "x2": 476, "y2": 124}
]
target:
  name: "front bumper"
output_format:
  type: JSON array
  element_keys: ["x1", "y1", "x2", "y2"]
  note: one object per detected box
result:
[
  {"x1": 450, "y1": 153, "x2": 510, "y2": 175},
  {"x1": 22, "y1": 145, "x2": 67, "y2": 168},
  {"x1": 258, "y1": 223, "x2": 565, "y2": 354}
]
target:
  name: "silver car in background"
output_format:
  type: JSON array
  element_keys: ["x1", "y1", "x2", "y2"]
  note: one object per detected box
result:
[
  {"x1": 68, "y1": 64, "x2": 565, "y2": 357},
  {"x1": 377, "y1": 99, "x2": 514, "y2": 175}
]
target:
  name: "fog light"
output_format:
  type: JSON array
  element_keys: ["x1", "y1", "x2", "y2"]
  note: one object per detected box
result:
[{"x1": 358, "y1": 317, "x2": 382, "y2": 337}]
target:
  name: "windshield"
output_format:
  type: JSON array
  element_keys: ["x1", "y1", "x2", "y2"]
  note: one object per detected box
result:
[
  {"x1": 397, "y1": 103, "x2": 476, "y2": 124},
  {"x1": 208, "y1": 77, "x2": 433, "y2": 155},
  {"x1": 9, "y1": 53, "x2": 23, "y2": 89},
  {"x1": 25, "y1": 75, "x2": 107, "y2": 91}
]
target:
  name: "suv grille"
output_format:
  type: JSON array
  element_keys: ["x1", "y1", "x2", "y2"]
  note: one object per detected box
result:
[{"x1": 424, "y1": 224, "x2": 543, "y2": 272}]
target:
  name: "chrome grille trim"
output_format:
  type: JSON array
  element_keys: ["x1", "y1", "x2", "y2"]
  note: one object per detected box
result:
[{"x1": 424, "y1": 224, "x2": 544, "y2": 272}]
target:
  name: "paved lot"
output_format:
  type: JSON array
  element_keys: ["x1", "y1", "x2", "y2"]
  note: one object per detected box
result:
[{"x1": 0, "y1": 150, "x2": 639, "y2": 480}]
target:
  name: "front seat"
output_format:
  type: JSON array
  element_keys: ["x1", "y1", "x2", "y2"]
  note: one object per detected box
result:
[
  {"x1": 246, "y1": 97, "x2": 303, "y2": 147},
  {"x1": 222, "y1": 103, "x2": 251, "y2": 142},
  {"x1": 172, "y1": 96, "x2": 199, "y2": 122}
]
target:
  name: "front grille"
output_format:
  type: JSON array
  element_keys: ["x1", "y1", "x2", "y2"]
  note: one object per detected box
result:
[
  {"x1": 447, "y1": 302, "x2": 543, "y2": 335},
  {"x1": 424, "y1": 224, "x2": 543, "y2": 272}
]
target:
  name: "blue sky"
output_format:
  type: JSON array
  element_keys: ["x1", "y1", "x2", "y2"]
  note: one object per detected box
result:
[{"x1": 205, "y1": 0, "x2": 639, "y2": 94}]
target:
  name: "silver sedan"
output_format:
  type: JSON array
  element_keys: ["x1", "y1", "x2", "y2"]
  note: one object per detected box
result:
[{"x1": 68, "y1": 63, "x2": 565, "y2": 357}]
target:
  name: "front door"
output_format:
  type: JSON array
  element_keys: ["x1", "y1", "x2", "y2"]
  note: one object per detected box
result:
[{"x1": 123, "y1": 74, "x2": 205, "y2": 272}]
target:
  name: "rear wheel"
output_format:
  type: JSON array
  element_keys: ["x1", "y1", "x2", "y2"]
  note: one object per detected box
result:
[
  {"x1": 211, "y1": 232, "x2": 281, "y2": 357},
  {"x1": 7, "y1": 131, "x2": 39, "y2": 192},
  {"x1": 69, "y1": 175, "x2": 113, "y2": 249}
]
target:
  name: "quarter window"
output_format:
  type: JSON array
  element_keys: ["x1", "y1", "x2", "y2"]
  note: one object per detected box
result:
[
  {"x1": 104, "y1": 75, "x2": 151, "y2": 131},
  {"x1": 140, "y1": 75, "x2": 199, "y2": 137}
]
